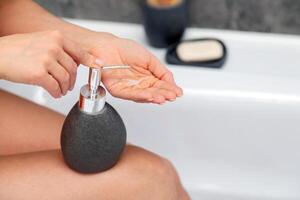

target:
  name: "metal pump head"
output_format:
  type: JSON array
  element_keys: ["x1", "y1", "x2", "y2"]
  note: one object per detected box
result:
[
  {"x1": 79, "y1": 65, "x2": 130, "y2": 114},
  {"x1": 79, "y1": 67, "x2": 106, "y2": 114},
  {"x1": 88, "y1": 67, "x2": 101, "y2": 100}
]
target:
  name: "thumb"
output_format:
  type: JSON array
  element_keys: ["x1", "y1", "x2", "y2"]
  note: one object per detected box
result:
[
  {"x1": 63, "y1": 38, "x2": 104, "y2": 68},
  {"x1": 79, "y1": 51, "x2": 104, "y2": 68}
]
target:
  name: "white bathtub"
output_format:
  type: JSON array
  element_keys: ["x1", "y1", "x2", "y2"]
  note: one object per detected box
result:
[{"x1": 1, "y1": 19, "x2": 300, "y2": 200}]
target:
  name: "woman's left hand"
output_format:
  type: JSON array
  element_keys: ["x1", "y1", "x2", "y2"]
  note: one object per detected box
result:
[{"x1": 78, "y1": 32, "x2": 183, "y2": 104}]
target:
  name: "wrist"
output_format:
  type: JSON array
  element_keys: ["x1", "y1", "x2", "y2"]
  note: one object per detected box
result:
[
  {"x1": 61, "y1": 22, "x2": 118, "y2": 50},
  {"x1": 75, "y1": 31, "x2": 118, "y2": 50}
]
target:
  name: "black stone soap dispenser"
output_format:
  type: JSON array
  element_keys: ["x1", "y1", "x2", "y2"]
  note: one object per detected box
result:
[{"x1": 61, "y1": 67, "x2": 127, "y2": 174}]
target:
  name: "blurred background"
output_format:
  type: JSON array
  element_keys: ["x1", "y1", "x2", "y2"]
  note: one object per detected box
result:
[{"x1": 35, "y1": 0, "x2": 300, "y2": 35}]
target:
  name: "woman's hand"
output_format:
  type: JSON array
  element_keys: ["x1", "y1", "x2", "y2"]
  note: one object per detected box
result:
[
  {"x1": 79, "y1": 32, "x2": 183, "y2": 104},
  {"x1": 0, "y1": 0, "x2": 182, "y2": 103},
  {"x1": 0, "y1": 31, "x2": 95, "y2": 98}
]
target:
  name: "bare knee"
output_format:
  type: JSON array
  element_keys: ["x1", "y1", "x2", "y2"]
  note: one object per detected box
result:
[
  {"x1": 119, "y1": 146, "x2": 189, "y2": 200},
  {"x1": 148, "y1": 157, "x2": 184, "y2": 200}
]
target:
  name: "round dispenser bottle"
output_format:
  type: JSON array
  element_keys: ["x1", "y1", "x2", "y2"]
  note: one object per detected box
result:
[{"x1": 61, "y1": 67, "x2": 127, "y2": 173}]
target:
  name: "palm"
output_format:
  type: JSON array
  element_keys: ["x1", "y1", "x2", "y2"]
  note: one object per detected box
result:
[
  {"x1": 102, "y1": 66, "x2": 173, "y2": 103},
  {"x1": 89, "y1": 37, "x2": 182, "y2": 104}
]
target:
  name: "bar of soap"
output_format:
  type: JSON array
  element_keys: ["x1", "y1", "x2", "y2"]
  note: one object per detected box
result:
[
  {"x1": 166, "y1": 38, "x2": 227, "y2": 68},
  {"x1": 176, "y1": 40, "x2": 223, "y2": 62}
]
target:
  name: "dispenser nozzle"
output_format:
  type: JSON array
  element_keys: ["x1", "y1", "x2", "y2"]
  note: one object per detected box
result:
[{"x1": 88, "y1": 68, "x2": 101, "y2": 100}]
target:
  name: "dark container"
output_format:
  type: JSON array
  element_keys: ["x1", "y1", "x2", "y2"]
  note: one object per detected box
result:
[
  {"x1": 61, "y1": 102, "x2": 127, "y2": 174},
  {"x1": 143, "y1": 0, "x2": 187, "y2": 48}
]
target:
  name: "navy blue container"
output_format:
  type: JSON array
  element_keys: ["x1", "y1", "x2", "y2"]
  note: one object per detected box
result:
[{"x1": 143, "y1": 0, "x2": 187, "y2": 48}]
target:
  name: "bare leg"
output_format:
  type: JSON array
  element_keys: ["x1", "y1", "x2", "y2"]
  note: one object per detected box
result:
[
  {"x1": 0, "y1": 146, "x2": 189, "y2": 200},
  {"x1": 0, "y1": 89, "x2": 63, "y2": 155},
  {"x1": 0, "y1": 90, "x2": 190, "y2": 199}
]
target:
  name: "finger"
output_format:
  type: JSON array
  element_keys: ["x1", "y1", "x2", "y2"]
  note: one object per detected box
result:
[
  {"x1": 135, "y1": 78, "x2": 176, "y2": 101},
  {"x1": 154, "y1": 80, "x2": 183, "y2": 97},
  {"x1": 62, "y1": 38, "x2": 97, "y2": 68},
  {"x1": 147, "y1": 88, "x2": 166, "y2": 104},
  {"x1": 119, "y1": 86, "x2": 166, "y2": 104},
  {"x1": 57, "y1": 50, "x2": 78, "y2": 90},
  {"x1": 105, "y1": 81, "x2": 154, "y2": 102},
  {"x1": 39, "y1": 74, "x2": 62, "y2": 98},
  {"x1": 47, "y1": 62, "x2": 70, "y2": 95},
  {"x1": 110, "y1": 86, "x2": 153, "y2": 102},
  {"x1": 135, "y1": 76, "x2": 181, "y2": 99},
  {"x1": 148, "y1": 54, "x2": 175, "y2": 84},
  {"x1": 148, "y1": 55, "x2": 183, "y2": 96},
  {"x1": 156, "y1": 88, "x2": 177, "y2": 101},
  {"x1": 134, "y1": 100, "x2": 151, "y2": 103}
]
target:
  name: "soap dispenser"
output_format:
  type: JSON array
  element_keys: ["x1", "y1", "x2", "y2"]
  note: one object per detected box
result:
[{"x1": 61, "y1": 66, "x2": 127, "y2": 174}]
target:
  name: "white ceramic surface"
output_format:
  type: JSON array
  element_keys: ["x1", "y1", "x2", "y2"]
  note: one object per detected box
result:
[{"x1": 1, "y1": 19, "x2": 300, "y2": 200}]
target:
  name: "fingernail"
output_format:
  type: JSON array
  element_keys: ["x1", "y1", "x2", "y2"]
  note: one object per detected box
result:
[
  {"x1": 95, "y1": 58, "x2": 104, "y2": 67},
  {"x1": 147, "y1": 98, "x2": 154, "y2": 101},
  {"x1": 169, "y1": 98, "x2": 176, "y2": 101},
  {"x1": 177, "y1": 89, "x2": 184, "y2": 97}
]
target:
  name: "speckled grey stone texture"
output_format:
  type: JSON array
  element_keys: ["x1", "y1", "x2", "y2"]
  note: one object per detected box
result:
[
  {"x1": 35, "y1": 0, "x2": 300, "y2": 34},
  {"x1": 61, "y1": 102, "x2": 126, "y2": 174}
]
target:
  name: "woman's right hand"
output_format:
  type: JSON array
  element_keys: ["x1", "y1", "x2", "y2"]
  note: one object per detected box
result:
[{"x1": 0, "y1": 31, "x2": 96, "y2": 98}]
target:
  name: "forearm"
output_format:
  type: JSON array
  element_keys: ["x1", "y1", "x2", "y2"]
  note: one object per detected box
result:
[
  {"x1": 0, "y1": 0, "x2": 113, "y2": 48},
  {"x1": 0, "y1": 0, "x2": 70, "y2": 34}
]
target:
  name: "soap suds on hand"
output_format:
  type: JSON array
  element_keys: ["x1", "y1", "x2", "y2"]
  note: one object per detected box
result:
[{"x1": 125, "y1": 79, "x2": 141, "y2": 86}]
